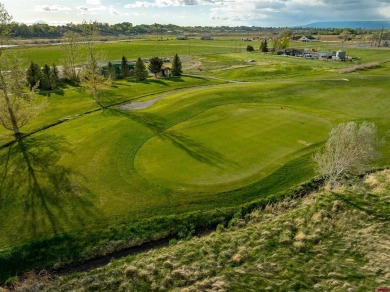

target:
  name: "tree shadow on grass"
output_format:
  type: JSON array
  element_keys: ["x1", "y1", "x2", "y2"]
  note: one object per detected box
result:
[
  {"x1": 183, "y1": 75, "x2": 208, "y2": 81},
  {"x1": 0, "y1": 134, "x2": 98, "y2": 238},
  {"x1": 106, "y1": 108, "x2": 238, "y2": 169},
  {"x1": 167, "y1": 77, "x2": 184, "y2": 82},
  {"x1": 38, "y1": 88, "x2": 65, "y2": 97},
  {"x1": 137, "y1": 79, "x2": 169, "y2": 86},
  {"x1": 333, "y1": 191, "x2": 390, "y2": 221}
]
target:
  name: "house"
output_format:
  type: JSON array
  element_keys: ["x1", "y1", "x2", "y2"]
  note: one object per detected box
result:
[
  {"x1": 299, "y1": 35, "x2": 316, "y2": 42},
  {"x1": 201, "y1": 35, "x2": 214, "y2": 40},
  {"x1": 157, "y1": 66, "x2": 171, "y2": 78},
  {"x1": 242, "y1": 37, "x2": 252, "y2": 41},
  {"x1": 176, "y1": 35, "x2": 188, "y2": 40}
]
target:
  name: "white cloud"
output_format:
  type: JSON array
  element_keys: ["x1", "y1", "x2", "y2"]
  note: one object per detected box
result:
[
  {"x1": 379, "y1": 5, "x2": 390, "y2": 17},
  {"x1": 124, "y1": 0, "x2": 223, "y2": 8},
  {"x1": 86, "y1": 0, "x2": 102, "y2": 5},
  {"x1": 33, "y1": 5, "x2": 71, "y2": 12},
  {"x1": 207, "y1": 0, "x2": 390, "y2": 26},
  {"x1": 125, "y1": 1, "x2": 155, "y2": 8},
  {"x1": 77, "y1": 4, "x2": 107, "y2": 15},
  {"x1": 24, "y1": 0, "x2": 390, "y2": 26},
  {"x1": 109, "y1": 6, "x2": 130, "y2": 16}
]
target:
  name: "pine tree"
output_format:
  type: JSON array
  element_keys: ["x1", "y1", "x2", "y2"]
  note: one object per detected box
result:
[
  {"x1": 41, "y1": 64, "x2": 52, "y2": 90},
  {"x1": 50, "y1": 63, "x2": 59, "y2": 89},
  {"x1": 134, "y1": 57, "x2": 148, "y2": 81},
  {"x1": 171, "y1": 54, "x2": 182, "y2": 77},
  {"x1": 148, "y1": 56, "x2": 163, "y2": 78},
  {"x1": 26, "y1": 61, "x2": 42, "y2": 90},
  {"x1": 120, "y1": 55, "x2": 129, "y2": 79},
  {"x1": 260, "y1": 39, "x2": 268, "y2": 53}
]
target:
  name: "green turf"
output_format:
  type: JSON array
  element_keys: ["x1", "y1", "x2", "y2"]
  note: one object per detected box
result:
[
  {"x1": 135, "y1": 105, "x2": 332, "y2": 192},
  {"x1": 0, "y1": 45, "x2": 389, "y2": 280},
  {"x1": 0, "y1": 76, "x2": 224, "y2": 144},
  {"x1": 17, "y1": 39, "x2": 241, "y2": 67}
]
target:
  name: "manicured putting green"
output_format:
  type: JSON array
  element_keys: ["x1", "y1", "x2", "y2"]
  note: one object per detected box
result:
[{"x1": 135, "y1": 104, "x2": 332, "y2": 192}]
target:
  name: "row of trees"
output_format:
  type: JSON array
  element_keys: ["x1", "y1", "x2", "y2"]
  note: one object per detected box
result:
[
  {"x1": 246, "y1": 38, "x2": 288, "y2": 53},
  {"x1": 26, "y1": 62, "x2": 60, "y2": 90},
  {"x1": 106, "y1": 54, "x2": 182, "y2": 82},
  {"x1": 6, "y1": 21, "x2": 388, "y2": 39},
  {"x1": 60, "y1": 20, "x2": 183, "y2": 103}
]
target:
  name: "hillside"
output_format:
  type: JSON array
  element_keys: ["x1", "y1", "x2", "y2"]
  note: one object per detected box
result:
[
  {"x1": 302, "y1": 21, "x2": 390, "y2": 29},
  {"x1": 11, "y1": 170, "x2": 390, "y2": 291}
]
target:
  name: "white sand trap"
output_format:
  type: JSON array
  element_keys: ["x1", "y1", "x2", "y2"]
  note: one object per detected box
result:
[{"x1": 119, "y1": 96, "x2": 165, "y2": 110}]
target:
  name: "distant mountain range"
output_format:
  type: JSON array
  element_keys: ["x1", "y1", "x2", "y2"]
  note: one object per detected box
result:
[{"x1": 301, "y1": 21, "x2": 390, "y2": 29}]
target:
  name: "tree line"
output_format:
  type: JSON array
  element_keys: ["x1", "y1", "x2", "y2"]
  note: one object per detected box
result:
[
  {"x1": 105, "y1": 54, "x2": 182, "y2": 82},
  {"x1": 6, "y1": 21, "x2": 388, "y2": 40}
]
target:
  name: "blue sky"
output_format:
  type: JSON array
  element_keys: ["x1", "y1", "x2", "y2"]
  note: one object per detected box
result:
[{"x1": 2, "y1": 0, "x2": 390, "y2": 27}]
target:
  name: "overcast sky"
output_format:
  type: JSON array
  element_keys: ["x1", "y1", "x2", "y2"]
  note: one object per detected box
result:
[{"x1": 2, "y1": 0, "x2": 390, "y2": 27}]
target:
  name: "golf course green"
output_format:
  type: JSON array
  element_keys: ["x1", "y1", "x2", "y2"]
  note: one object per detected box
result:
[
  {"x1": 0, "y1": 40, "x2": 389, "y2": 281},
  {"x1": 135, "y1": 104, "x2": 332, "y2": 192}
]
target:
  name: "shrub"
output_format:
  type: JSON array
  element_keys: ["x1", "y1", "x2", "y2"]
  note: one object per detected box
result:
[{"x1": 246, "y1": 45, "x2": 254, "y2": 52}]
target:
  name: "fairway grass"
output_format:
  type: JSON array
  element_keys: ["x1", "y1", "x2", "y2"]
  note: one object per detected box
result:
[{"x1": 135, "y1": 105, "x2": 332, "y2": 192}]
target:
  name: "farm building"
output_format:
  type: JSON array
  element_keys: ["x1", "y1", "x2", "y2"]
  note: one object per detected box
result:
[
  {"x1": 157, "y1": 66, "x2": 171, "y2": 78},
  {"x1": 335, "y1": 50, "x2": 347, "y2": 61},
  {"x1": 299, "y1": 35, "x2": 316, "y2": 42},
  {"x1": 317, "y1": 51, "x2": 335, "y2": 59},
  {"x1": 176, "y1": 35, "x2": 188, "y2": 40},
  {"x1": 201, "y1": 35, "x2": 214, "y2": 40},
  {"x1": 98, "y1": 61, "x2": 136, "y2": 77}
]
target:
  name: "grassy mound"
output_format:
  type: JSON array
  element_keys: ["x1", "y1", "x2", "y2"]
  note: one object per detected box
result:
[
  {"x1": 136, "y1": 105, "x2": 331, "y2": 192},
  {"x1": 11, "y1": 170, "x2": 390, "y2": 291}
]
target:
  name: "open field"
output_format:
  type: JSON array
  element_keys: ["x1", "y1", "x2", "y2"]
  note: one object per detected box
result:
[
  {"x1": 16, "y1": 37, "x2": 385, "y2": 66},
  {"x1": 17, "y1": 39, "x2": 242, "y2": 66},
  {"x1": 0, "y1": 39, "x2": 389, "y2": 281}
]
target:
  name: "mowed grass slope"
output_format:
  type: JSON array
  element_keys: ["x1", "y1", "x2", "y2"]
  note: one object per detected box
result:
[
  {"x1": 0, "y1": 76, "x2": 223, "y2": 143},
  {"x1": 0, "y1": 48, "x2": 389, "y2": 280}
]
